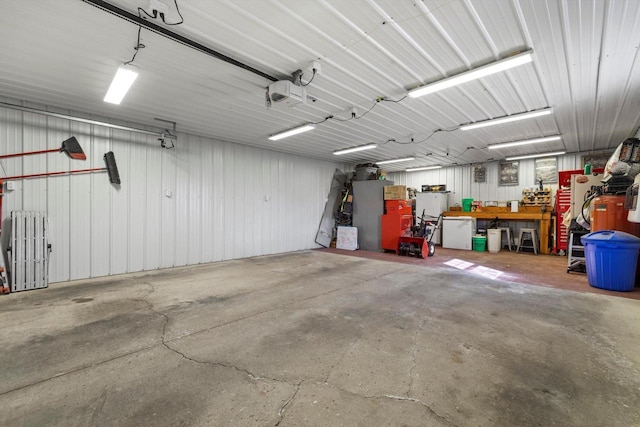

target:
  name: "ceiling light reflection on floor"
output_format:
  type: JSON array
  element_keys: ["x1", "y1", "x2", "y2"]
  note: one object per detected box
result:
[{"x1": 444, "y1": 259, "x2": 474, "y2": 270}]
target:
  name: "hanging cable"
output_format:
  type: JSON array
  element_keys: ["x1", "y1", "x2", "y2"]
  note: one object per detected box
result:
[
  {"x1": 138, "y1": 0, "x2": 184, "y2": 25},
  {"x1": 299, "y1": 69, "x2": 316, "y2": 87},
  {"x1": 163, "y1": 0, "x2": 184, "y2": 25},
  {"x1": 128, "y1": 1, "x2": 184, "y2": 65},
  {"x1": 124, "y1": 23, "x2": 145, "y2": 65},
  {"x1": 310, "y1": 116, "x2": 333, "y2": 125}
]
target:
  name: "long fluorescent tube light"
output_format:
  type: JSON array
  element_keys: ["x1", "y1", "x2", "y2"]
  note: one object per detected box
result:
[
  {"x1": 406, "y1": 165, "x2": 442, "y2": 172},
  {"x1": 333, "y1": 144, "x2": 377, "y2": 156},
  {"x1": 268, "y1": 124, "x2": 315, "y2": 141},
  {"x1": 104, "y1": 64, "x2": 139, "y2": 104},
  {"x1": 487, "y1": 135, "x2": 562, "y2": 150},
  {"x1": 506, "y1": 151, "x2": 566, "y2": 161},
  {"x1": 461, "y1": 108, "x2": 552, "y2": 131},
  {"x1": 376, "y1": 157, "x2": 415, "y2": 165},
  {"x1": 408, "y1": 50, "x2": 533, "y2": 98}
]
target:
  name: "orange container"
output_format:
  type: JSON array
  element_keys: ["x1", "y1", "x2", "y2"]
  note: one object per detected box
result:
[{"x1": 590, "y1": 195, "x2": 640, "y2": 236}]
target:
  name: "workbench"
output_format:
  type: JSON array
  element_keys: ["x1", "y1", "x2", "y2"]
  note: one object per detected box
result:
[{"x1": 443, "y1": 209, "x2": 552, "y2": 254}]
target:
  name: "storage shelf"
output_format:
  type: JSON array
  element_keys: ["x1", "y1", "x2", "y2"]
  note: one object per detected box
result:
[{"x1": 522, "y1": 188, "x2": 552, "y2": 207}]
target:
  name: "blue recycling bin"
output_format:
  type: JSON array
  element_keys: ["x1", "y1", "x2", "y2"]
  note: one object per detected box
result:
[{"x1": 581, "y1": 230, "x2": 640, "y2": 292}]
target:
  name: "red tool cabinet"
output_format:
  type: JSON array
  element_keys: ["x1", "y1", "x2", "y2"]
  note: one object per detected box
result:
[
  {"x1": 381, "y1": 200, "x2": 413, "y2": 253},
  {"x1": 555, "y1": 188, "x2": 571, "y2": 252}
]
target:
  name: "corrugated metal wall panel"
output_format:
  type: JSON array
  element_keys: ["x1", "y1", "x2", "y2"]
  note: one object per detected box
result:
[
  {"x1": 0, "y1": 102, "x2": 342, "y2": 283},
  {"x1": 127, "y1": 132, "x2": 149, "y2": 273},
  {"x1": 47, "y1": 113, "x2": 72, "y2": 282},
  {"x1": 145, "y1": 135, "x2": 163, "y2": 271},
  {"x1": 110, "y1": 129, "x2": 130, "y2": 275},
  {"x1": 161, "y1": 142, "x2": 177, "y2": 269},
  {"x1": 22, "y1": 113, "x2": 47, "y2": 214},
  {"x1": 187, "y1": 135, "x2": 202, "y2": 266},
  {"x1": 68, "y1": 119, "x2": 92, "y2": 280},
  {"x1": 89, "y1": 124, "x2": 111, "y2": 279},
  {"x1": 174, "y1": 137, "x2": 190, "y2": 267}
]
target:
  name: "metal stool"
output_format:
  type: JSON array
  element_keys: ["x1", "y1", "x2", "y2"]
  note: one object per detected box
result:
[
  {"x1": 517, "y1": 228, "x2": 538, "y2": 254},
  {"x1": 497, "y1": 227, "x2": 513, "y2": 251}
]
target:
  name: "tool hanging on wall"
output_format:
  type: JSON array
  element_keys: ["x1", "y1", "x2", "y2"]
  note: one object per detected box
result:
[
  {"x1": 0, "y1": 150, "x2": 120, "y2": 294},
  {"x1": 0, "y1": 137, "x2": 86, "y2": 161},
  {"x1": 1, "y1": 152, "x2": 121, "y2": 185},
  {"x1": 0, "y1": 136, "x2": 89, "y2": 294}
]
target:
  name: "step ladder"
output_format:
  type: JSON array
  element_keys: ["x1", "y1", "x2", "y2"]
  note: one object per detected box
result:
[{"x1": 567, "y1": 230, "x2": 588, "y2": 273}]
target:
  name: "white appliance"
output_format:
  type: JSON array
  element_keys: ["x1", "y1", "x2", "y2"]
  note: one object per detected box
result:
[
  {"x1": 570, "y1": 174, "x2": 603, "y2": 219},
  {"x1": 442, "y1": 217, "x2": 476, "y2": 250},
  {"x1": 415, "y1": 192, "x2": 449, "y2": 245},
  {"x1": 268, "y1": 80, "x2": 307, "y2": 107},
  {"x1": 626, "y1": 174, "x2": 640, "y2": 222}
]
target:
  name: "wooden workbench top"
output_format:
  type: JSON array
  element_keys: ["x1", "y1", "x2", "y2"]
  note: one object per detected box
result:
[{"x1": 443, "y1": 210, "x2": 551, "y2": 220}]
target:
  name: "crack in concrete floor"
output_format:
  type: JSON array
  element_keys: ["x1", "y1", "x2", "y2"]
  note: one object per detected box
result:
[
  {"x1": 275, "y1": 381, "x2": 301, "y2": 426},
  {"x1": 137, "y1": 280, "x2": 460, "y2": 426},
  {"x1": 9, "y1": 266, "x2": 454, "y2": 426}
]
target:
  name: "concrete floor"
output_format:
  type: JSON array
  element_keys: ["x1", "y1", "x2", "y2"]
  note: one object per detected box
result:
[{"x1": 1, "y1": 250, "x2": 639, "y2": 426}]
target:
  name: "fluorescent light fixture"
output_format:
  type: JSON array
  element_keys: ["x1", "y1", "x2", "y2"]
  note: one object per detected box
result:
[
  {"x1": 487, "y1": 135, "x2": 562, "y2": 150},
  {"x1": 333, "y1": 143, "x2": 377, "y2": 156},
  {"x1": 104, "y1": 64, "x2": 139, "y2": 104},
  {"x1": 408, "y1": 50, "x2": 533, "y2": 98},
  {"x1": 506, "y1": 151, "x2": 566, "y2": 161},
  {"x1": 461, "y1": 108, "x2": 552, "y2": 131},
  {"x1": 406, "y1": 165, "x2": 442, "y2": 172},
  {"x1": 376, "y1": 157, "x2": 415, "y2": 165},
  {"x1": 268, "y1": 124, "x2": 316, "y2": 141}
]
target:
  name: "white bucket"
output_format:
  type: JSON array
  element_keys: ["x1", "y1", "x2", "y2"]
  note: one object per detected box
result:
[
  {"x1": 487, "y1": 229, "x2": 501, "y2": 253},
  {"x1": 511, "y1": 200, "x2": 519, "y2": 212}
]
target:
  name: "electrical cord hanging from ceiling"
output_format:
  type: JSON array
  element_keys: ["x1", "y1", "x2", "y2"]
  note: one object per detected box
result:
[
  {"x1": 128, "y1": 0, "x2": 185, "y2": 65},
  {"x1": 124, "y1": 23, "x2": 145, "y2": 65},
  {"x1": 377, "y1": 125, "x2": 459, "y2": 146},
  {"x1": 299, "y1": 69, "x2": 316, "y2": 87},
  {"x1": 138, "y1": 0, "x2": 184, "y2": 25},
  {"x1": 313, "y1": 95, "x2": 410, "y2": 124},
  {"x1": 310, "y1": 116, "x2": 333, "y2": 125}
]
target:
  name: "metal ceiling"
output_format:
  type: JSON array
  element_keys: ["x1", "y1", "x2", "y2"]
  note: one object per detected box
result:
[{"x1": 1, "y1": 0, "x2": 639, "y2": 171}]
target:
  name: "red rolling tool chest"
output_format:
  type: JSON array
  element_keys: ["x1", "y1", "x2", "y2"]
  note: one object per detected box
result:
[{"x1": 381, "y1": 200, "x2": 414, "y2": 253}]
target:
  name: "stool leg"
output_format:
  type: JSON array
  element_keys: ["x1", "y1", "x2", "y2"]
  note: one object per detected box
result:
[
  {"x1": 516, "y1": 230, "x2": 523, "y2": 252},
  {"x1": 533, "y1": 230, "x2": 538, "y2": 255},
  {"x1": 507, "y1": 229, "x2": 512, "y2": 251}
]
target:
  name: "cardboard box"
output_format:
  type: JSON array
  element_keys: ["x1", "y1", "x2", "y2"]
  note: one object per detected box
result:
[{"x1": 383, "y1": 185, "x2": 407, "y2": 200}]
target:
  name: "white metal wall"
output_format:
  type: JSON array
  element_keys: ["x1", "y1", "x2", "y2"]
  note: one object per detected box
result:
[
  {"x1": 388, "y1": 153, "x2": 596, "y2": 207},
  {"x1": 0, "y1": 101, "x2": 342, "y2": 283}
]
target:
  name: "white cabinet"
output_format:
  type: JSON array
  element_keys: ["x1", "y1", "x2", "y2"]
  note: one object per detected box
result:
[{"x1": 415, "y1": 192, "x2": 449, "y2": 245}]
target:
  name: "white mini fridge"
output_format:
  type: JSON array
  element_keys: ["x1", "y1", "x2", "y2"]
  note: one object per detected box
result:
[
  {"x1": 415, "y1": 192, "x2": 449, "y2": 245},
  {"x1": 442, "y1": 217, "x2": 476, "y2": 250}
]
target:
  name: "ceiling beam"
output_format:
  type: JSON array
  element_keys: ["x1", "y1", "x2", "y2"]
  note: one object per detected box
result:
[{"x1": 82, "y1": 0, "x2": 279, "y2": 82}]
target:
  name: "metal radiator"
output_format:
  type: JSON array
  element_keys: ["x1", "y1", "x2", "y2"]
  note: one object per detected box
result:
[{"x1": 10, "y1": 211, "x2": 50, "y2": 292}]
